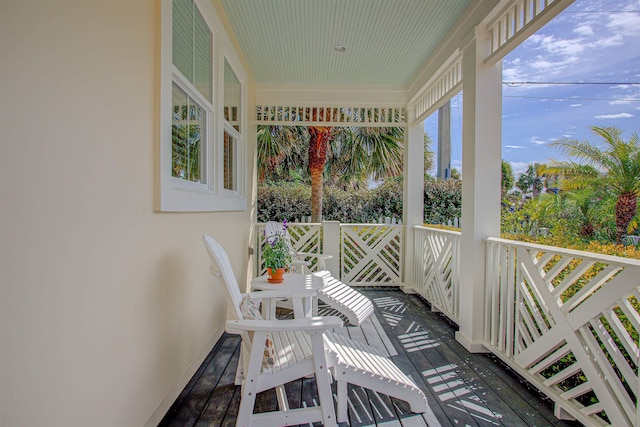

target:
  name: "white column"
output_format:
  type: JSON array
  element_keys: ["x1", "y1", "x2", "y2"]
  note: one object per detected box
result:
[
  {"x1": 322, "y1": 220, "x2": 341, "y2": 278},
  {"x1": 456, "y1": 27, "x2": 502, "y2": 352},
  {"x1": 403, "y1": 117, "x2": 425, "y2": 290}
]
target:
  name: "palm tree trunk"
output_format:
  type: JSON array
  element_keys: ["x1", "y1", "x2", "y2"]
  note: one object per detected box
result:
[
  {"x1": 308, "y1": 126, "x2": 330, "y2": 222},
  {"x1": 615, "y1": 192, "x2": 637, "y2": 243}
]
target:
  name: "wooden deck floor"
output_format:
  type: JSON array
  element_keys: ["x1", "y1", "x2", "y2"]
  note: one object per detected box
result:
[{"x1": 159, "y1": 289, "x2": 581, "y2": 427}]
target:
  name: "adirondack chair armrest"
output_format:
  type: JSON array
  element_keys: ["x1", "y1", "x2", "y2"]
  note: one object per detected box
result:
[{"x1": 226, "y1": 316, "x2": 343, "y2": 334}]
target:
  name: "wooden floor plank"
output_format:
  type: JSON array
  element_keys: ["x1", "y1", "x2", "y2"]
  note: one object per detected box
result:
[
  {"x1": 399, "y1": 292, "x2": 549, "y2": 427},
  {"x1": 159, "y1": 334, "x2": 241, "y2": 427},
  {"x1": 369, "y1": 312, "x2": 399, "y2": 356},
  {"x1": 371, "y1": 290, "x2": 482, "y2": 427},
  {"x1": 193, "y1": 341, "x2": 241, "y2": 426},
  {"x1": 358, "y1": 313, "x2": 393, "y2": 357},
  {"x1": 162, "y1": 289, "x2": 583, "y2": 427},
  {"x1": 408, "y1": 296, "x2": 567, "y2": 427},
  {"x1": 398, "y1": 291, "x2": 579, "y2": 427}
]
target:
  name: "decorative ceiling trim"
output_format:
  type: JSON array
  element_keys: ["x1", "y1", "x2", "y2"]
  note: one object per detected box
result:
[
  {"x1": 255, "y1": 106, "x2": 406, "y2": 127},
  {"x1": 409, "y1": 53, "x2": 463, "y2": 125},
  {"x1": 484, "y1": 0, "x2": 575, "y2": 64}
]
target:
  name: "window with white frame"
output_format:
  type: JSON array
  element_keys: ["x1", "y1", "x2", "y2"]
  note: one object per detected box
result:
[
  {"x1": 158, "y1": 0, "x2": 246, "y2": 212},
  {"x1": 223, "y1": 59, "x2": 241, "y2": 192}
]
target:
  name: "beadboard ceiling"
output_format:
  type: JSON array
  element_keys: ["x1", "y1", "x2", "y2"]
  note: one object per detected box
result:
[{"x1": 220, "y1": 0, "x2": 470, "y2": 88}]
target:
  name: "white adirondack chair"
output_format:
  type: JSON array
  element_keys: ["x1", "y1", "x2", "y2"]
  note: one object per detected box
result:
[
  {"x1": 313, "y1": 270, "x2": 374, "y2": 326},
  {"x1": 264, "y1": 221, "x2": 333, "y2": 272},
  {"x1": 203, "y1": 235, "x2": 429, "y2": 425},
  {"x1": 203, "y1": 235, "x2": 341, "y2": 427},
  {"x1": 264, "y1": 221, "x2": 374, "y2": 326}
]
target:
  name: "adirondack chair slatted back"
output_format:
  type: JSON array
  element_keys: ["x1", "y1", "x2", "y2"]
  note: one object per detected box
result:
[
  {"x1": 202, "y1": 235, "x2": 244, "y2": 321},
  {"x1": 265, "y1": 221, "x2": 295, "y2": 253}
]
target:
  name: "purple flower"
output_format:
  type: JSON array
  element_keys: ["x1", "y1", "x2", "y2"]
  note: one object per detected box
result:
[{"x1": 283, "y1": 219, "x2": 288, "y2": 229}]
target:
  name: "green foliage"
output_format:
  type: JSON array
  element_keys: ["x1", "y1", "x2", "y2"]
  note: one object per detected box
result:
[
  {"x1": 424, "y1": 132, "x2": 435, "y2": 175},
  {"x1": 262, "y1": 231, "x2": 292, "y2": 270},
  {"x1": 258, "y1": 177, "x2": 461, "y2": 225},
  {"x1": 257, "y1": 182, "x2": 311, "y2": 222},
  {"x1": 424, "y1": 178, "x2": 462, "y2": 224},
  {"x1": 501, "y1": 160, "x2": 514, "y2": 193},
  {"x1": 501, "y1": 189, "x2": 619, "y2": 243},
  {"x1": 550, "y1": 126, "x2": 640, "y2": 241},
  {"x1": 516, "y1": 163, "x2": 544, "y2": 196}
]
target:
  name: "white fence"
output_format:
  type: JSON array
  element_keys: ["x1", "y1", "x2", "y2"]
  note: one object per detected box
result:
[
  {"x1": 485, "y1": 237, "x2": 640, "y2": 427},
  {"x1": 413, "y1": 227, "x2": 640, "y2": 426},
  {"x1": 255, "y1": 221, "x2": 404, "y2": 285},
  {"x1": 340, "y1": 224, "x2": 403, "y2": 286},
  {"x1": 413, "y1": 226, "x2": 461, "y2": 323},
  {"x1": 255, "y1": 222, "x2": 323, "y2": 276}
]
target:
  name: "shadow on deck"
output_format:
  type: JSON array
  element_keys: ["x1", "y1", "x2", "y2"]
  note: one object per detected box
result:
[{"x1": 159, "y1": 289, "x2": 581, "y2": 427}]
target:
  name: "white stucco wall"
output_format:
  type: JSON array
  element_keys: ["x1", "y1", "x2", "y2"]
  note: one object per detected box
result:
[{"x1": 0, "y1": 1, "x2": 255, "y2": 425}]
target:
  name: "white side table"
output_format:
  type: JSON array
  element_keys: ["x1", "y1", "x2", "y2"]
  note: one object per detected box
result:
[{"x1": 251, "y1": 273, "x2": 324, "y2": 318}]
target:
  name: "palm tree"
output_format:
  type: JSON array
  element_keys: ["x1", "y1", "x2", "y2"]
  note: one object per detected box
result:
[
  {"x1": 257, "y1": 116, "x2": 404, "y2": 221},
  {"x1": 424, "y1": 133, "x2": 434, "y2": 176},
  {"x1": 550, "y1": 126, "x2": 640, "y2": 242},
  {"x1": 501, "y1": 160, "x2": 514, "y2": 193},
  {"x1": 257, "y1": 125, "x2": 308, "y2": 183},
  {"x1": 308, "y1": 123, "x2": 332, "y2": 221},
  {"x1": 325, "y1": 126, "x2": 404, "y2": 189},
  {"x1": 516, "y1": 163, "x2": 544, "y2": 197}
]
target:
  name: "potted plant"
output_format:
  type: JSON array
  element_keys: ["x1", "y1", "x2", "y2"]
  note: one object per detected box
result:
[{"x1": 262, "y1": 230, "x2": 293, "y2": 283}]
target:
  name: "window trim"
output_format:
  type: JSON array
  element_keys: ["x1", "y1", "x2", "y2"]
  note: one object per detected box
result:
[{"x1": 158, "y1": 0, "x2": 247, "y2": 212}]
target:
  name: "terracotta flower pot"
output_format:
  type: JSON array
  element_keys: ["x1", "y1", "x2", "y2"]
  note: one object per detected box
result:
[{"x1": 267, "y1": 267, "x2": 285, "y2": 284}]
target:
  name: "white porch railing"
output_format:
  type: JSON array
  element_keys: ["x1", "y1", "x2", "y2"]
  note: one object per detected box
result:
[
  {"x1": 255, "y1": 222, "x2": 404, "y2": 285},
  {"x1": 255, "y1": 222, "x2": 323, "y2": 276},
  {"x1": 340, "y1": 223, "x2": 403, "y2": 286},
  {"x1": 485, "y1": 237, "x2": 640, "y2": 427},
  {"x1": 413, "y1": 226, "x2": 461, "y2": 323},
  {"x1": 413, "y1": 227, "x2": 640, "y2": 426}
]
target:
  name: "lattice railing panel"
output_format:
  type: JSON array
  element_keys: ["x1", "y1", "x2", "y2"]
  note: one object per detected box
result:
[
  {"x1": 485, "y1": 238, "x2": 640, "y2": 427},
  {"x1": 413, "y1": 226, "x2": 460, "y2": 322},
  {"x1": 341, "y1": 224, "x2": 403, "y2": 285},
  {"x1": 256, "y1": 106, "x2": 405, "y2": 127},
  {"x1": 256, "y1": 223, "x2": 323, "y2": 275}
]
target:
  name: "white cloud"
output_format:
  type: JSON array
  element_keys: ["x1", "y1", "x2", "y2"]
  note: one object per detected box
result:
[
  {"x1": 610, "y1": 84, "x2": 633, "y2": 90},
  {"x1": 505, "y1": 145, "x2": 525, "y2": 149},
  {"x1": 594, "y1": 34, "x2": 624, "y2": 48},
  {"x1": 594, "y1": 113, "x2": 634, "y2": 119},
  {"x1": 607, "y1": 9, "x2": 640, "y2": 36},
  {"x1": 570, "y1": 104, "x2": 582, "y2": 107},
  {"x1": 530, "y1": 137, "x2": 548, "y2": 145},
  {"x1": 510, "y1": 161, "x2": 532, "y2": 176},
  {"x1": 610, "y1": 97, "x2": 639, "y2": 105},
  {"x1": 574, "y1": 24, "x2": 593, "y2": 36}
]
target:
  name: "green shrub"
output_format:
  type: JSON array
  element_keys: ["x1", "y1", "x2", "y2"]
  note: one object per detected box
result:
[
  {"x1": 424, "y1": 178, "x2": 462, "y2": 224},
  {"x1": 257, "y1": 183, "x2": 311, "y2": 222},
  {"x1": 257, "y1": 178, "x2": 461, "y2": 224}
]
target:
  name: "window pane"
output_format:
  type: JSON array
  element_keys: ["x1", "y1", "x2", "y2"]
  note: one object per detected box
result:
[
  {"x1": 172, "y1": 0, "x2": 193, "y2": 81},
  {"x1": 224, "y1": 131, "x2": 236, "y2": 191},
  {"x1": 194, "y1": 7, "x2": 213, "y2": 103},
  {"x1": 172, "y1": 83, "x2": 205, "y2": 183},
  {"x1": 224, "y1": 59, "x2": 241, "y2": 131},
  {"x1": 172, "y1": 0, "x2": 212, "y2": 103}
]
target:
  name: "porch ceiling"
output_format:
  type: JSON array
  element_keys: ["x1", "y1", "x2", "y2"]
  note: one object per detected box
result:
[{"x1": 219, "y1": 0, "x2": 470, "y2": 89}]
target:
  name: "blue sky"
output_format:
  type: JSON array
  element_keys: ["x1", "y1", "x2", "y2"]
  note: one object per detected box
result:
[{"x1": 424, "y1": 0, "x2": 640, "y2": 177}]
